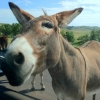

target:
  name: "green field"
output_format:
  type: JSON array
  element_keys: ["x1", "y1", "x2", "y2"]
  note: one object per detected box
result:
[
  {"x1": 8, "y1": 38, "x2": 12, "y2": 44},
  {"x1": 61, "y1": 29, "x2": 91, "y2": 40},
  {"x1": 72, "y1": 30, "x2": 91, "y2": 39}
]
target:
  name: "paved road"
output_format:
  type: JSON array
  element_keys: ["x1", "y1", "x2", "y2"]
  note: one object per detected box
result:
[{"x1": 0, "y1": 70, "x2": 100, "y2": 100}]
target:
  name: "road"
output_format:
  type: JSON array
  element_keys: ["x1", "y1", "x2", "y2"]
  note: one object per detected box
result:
[{"x1": 0, "y1": 70, "x2": 100, "y2": 100}]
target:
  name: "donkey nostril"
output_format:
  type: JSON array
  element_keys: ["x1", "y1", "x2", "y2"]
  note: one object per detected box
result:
[{"x1": 14, "y1": 52, "x2": 24, "y2": 65}]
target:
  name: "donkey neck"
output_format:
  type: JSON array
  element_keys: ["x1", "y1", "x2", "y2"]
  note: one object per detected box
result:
[
  {"x1": 48, "y1": 34, "x2": 78, "y2": 78},
  {"x1": 60, "y1": 34, "x2": 77, "y2": 56}
]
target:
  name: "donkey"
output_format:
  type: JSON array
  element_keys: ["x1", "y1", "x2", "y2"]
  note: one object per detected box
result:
[
  {"x1": 0, "y1": 36, "x2": 8, "y2": 50},
  {"x1": 1, "y1": 2, "x2": 100, "y2": 100}
]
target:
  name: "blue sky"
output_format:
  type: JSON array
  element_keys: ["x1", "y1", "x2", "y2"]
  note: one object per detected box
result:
[{"x1": 0, "y1": 0, "x2": 100, "y2": 26}]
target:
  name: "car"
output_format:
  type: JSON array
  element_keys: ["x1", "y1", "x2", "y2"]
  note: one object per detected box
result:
[{"x1": 0, "y1": 49, "x2": 7, "y2": 73}]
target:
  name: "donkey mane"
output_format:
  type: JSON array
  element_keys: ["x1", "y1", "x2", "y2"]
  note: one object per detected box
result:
[{"x1": 42, "y1": 9, "x2": 48, "y2": 16}]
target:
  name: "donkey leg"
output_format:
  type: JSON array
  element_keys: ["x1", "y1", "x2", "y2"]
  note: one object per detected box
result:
[
  {"x1": 2, "y1": 44, "x2": 5, "y2": 50},
  {"x1": 93, "y1": 94, "x2": 96, "y2": 100},
  {"x1": 31, "y1": 74, "x2": 36, "y2": 91},
  {"x1": 57, "y1": 98, "x2": 59, "y2": 100},
  {"x1": 3, "y1": 43, "x2": 6, "y2": 50},
  {"x1": 1, "y1": 44, "x2": 3, "y2": 50},
  {"x1": 40, "y1": 73, "x2": 45, "y2": 90}
]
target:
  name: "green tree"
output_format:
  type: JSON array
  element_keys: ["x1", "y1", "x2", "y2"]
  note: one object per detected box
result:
[
  {"x1": 61, "y1": 30, "x2": 75, "y2": 42},
  {"x1": 11, "y1": 23, "x2": 21, "y2": 37},
  {"x1": 0, "y1": 23, "x2": 21, "y2": 37},
  {"x1": 60, "y1": 29, "x2": 66, "y2": 36},
  {"x1": 0, "y1": 24, "x2": 12, "y2": 36},
  {"x1": 89, "y1": 30, "x2": 98, "y2": 41},
  {"x1": 77, "y1": 34, "x2": 89, "y2": 45},
  {"x1": 65, "y1": 31, "x2": 75, "y2": 42},
  {"x1": 97, "y1": 30, "x2": 100, "y2": 42},
  {"x1": 76, "y1": 29, "x2": 100, "y2": 46}
]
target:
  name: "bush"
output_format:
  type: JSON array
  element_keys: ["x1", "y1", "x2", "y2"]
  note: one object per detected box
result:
[
  {"x1": 76, "y1": 29, "x2": 100, "y2": 46},
  {"x1": 0, "y1": 24, "x2": 12, "y2": 36},
  {"x1": 61, "y1": 30, "x2": 75, "y2": 42},
  {"x1": 0, "y1": 23, "x2": 21, "y2": 37},
  {"x1": 89, "y1": 30, "x2": 100, "y2": 41},
  {"x1": 89, "y1": 30, "x2": 98, "y2": 41},
  {"x1": 77, "y1": 34, "x2": 89, "y2": 45}
]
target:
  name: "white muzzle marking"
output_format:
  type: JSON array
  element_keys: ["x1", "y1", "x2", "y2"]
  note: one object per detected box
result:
[{"x1": 7, "y1": 37, "x2": 37, "y2": 81}]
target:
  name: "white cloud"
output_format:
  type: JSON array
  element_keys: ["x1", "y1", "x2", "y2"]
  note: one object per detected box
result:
[
  {"x1": 15, "y1": 0, "x2": 33, "y2": 6},
  {"x1": 24, "y1": 0, "x2": 33, "y2": 6},
  {"x1": 0, "y1": 0, "x2": 100, "y2": 26},
  {"x1": 59, "y1": 0, "x2": 100, "y2": 12},
  {"x1": 57, "y1": 0, "x2": 100, "y2": 26}
]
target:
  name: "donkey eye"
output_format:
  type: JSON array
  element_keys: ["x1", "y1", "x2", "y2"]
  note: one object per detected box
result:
[{"x1": 42, "y1": 22, "x2": 53, "y2": 29}]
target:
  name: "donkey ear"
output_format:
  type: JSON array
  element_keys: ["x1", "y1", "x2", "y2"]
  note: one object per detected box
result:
[
  {"x1": 55, "y1": 8, "x2": 83, "y2": 27},
  {"x1": 9, "y1": 2, "x2": 34, "y2": 25}
]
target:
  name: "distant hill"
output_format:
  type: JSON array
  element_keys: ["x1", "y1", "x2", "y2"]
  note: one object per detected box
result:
[
  {"x1": 62, "y1": 26, "x2": 100, "y2": 39},
  {"x1": 0, "y1": 23, "x2": 5, "y2": 26},
  {"x1": 66, "y1": 26, "x2": 100, "y2": 31},
  {"x1": 0, "y1": 23, "x2": 100, "y2": 31},
  {"x1": 0, "y1": 23, "x2": 3, "y2": 25}
]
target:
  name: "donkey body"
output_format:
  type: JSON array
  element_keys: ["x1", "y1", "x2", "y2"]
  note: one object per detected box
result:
[{"x1": 1, "y1": 2, "x2": 100, "y2": 100}]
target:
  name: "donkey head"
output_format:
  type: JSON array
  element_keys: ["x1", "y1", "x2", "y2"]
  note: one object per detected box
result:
[{"x1": 1, "y1": 2, "x2": 83, "y2": 86}]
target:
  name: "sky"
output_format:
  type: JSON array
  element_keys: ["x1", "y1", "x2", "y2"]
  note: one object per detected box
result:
[{"x1": 0, "y1": 0, "x2": 100, "y2": 26}]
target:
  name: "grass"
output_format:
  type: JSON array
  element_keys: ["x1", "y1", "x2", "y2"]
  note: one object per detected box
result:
[
  {"x1": 61, "y1": 29, "x2": 91, "y2": 40},
  {"x1": 60, "y1": 29, "x2": 91, "y2": 47},
  {"x1": 8, "y1": 38, "x2": 12, "y2": 44},
  {"x1": 71, "y1": 30, "x2": 91, "y2": 39}
]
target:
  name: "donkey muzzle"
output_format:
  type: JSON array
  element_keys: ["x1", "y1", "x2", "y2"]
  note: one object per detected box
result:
[{"x1": 1, "y1": 57, "x2": 24, "y2": 86}]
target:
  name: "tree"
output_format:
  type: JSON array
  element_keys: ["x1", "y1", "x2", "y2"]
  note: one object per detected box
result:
[
  {"x1": 0, "y1": 24, "x2": 12, "y2": 36},
  {"x1": 0, "y1": 23, "x2": 21, "y2": 37},
  {"x1": 65, "y1": 31, "x2": 75, "y2": 42},
  {"x1": 11, "y1": 23, "x2": 21, "y2": 37},
  {"x1": 61, "y1": 30, "x2": 75, "y2": 42},
  {"x1": 76, "y1": 29, "x2": 100, "y2": 46},
  {"x1": 77, "y1": 34, "x2": 89, "y2": 45},
  {"x1": 97, "y1": 30, "x2": 100, "y2": 42},
  {"x1": 89, "y1": 30, "x2": 98, "y2": 41}
]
